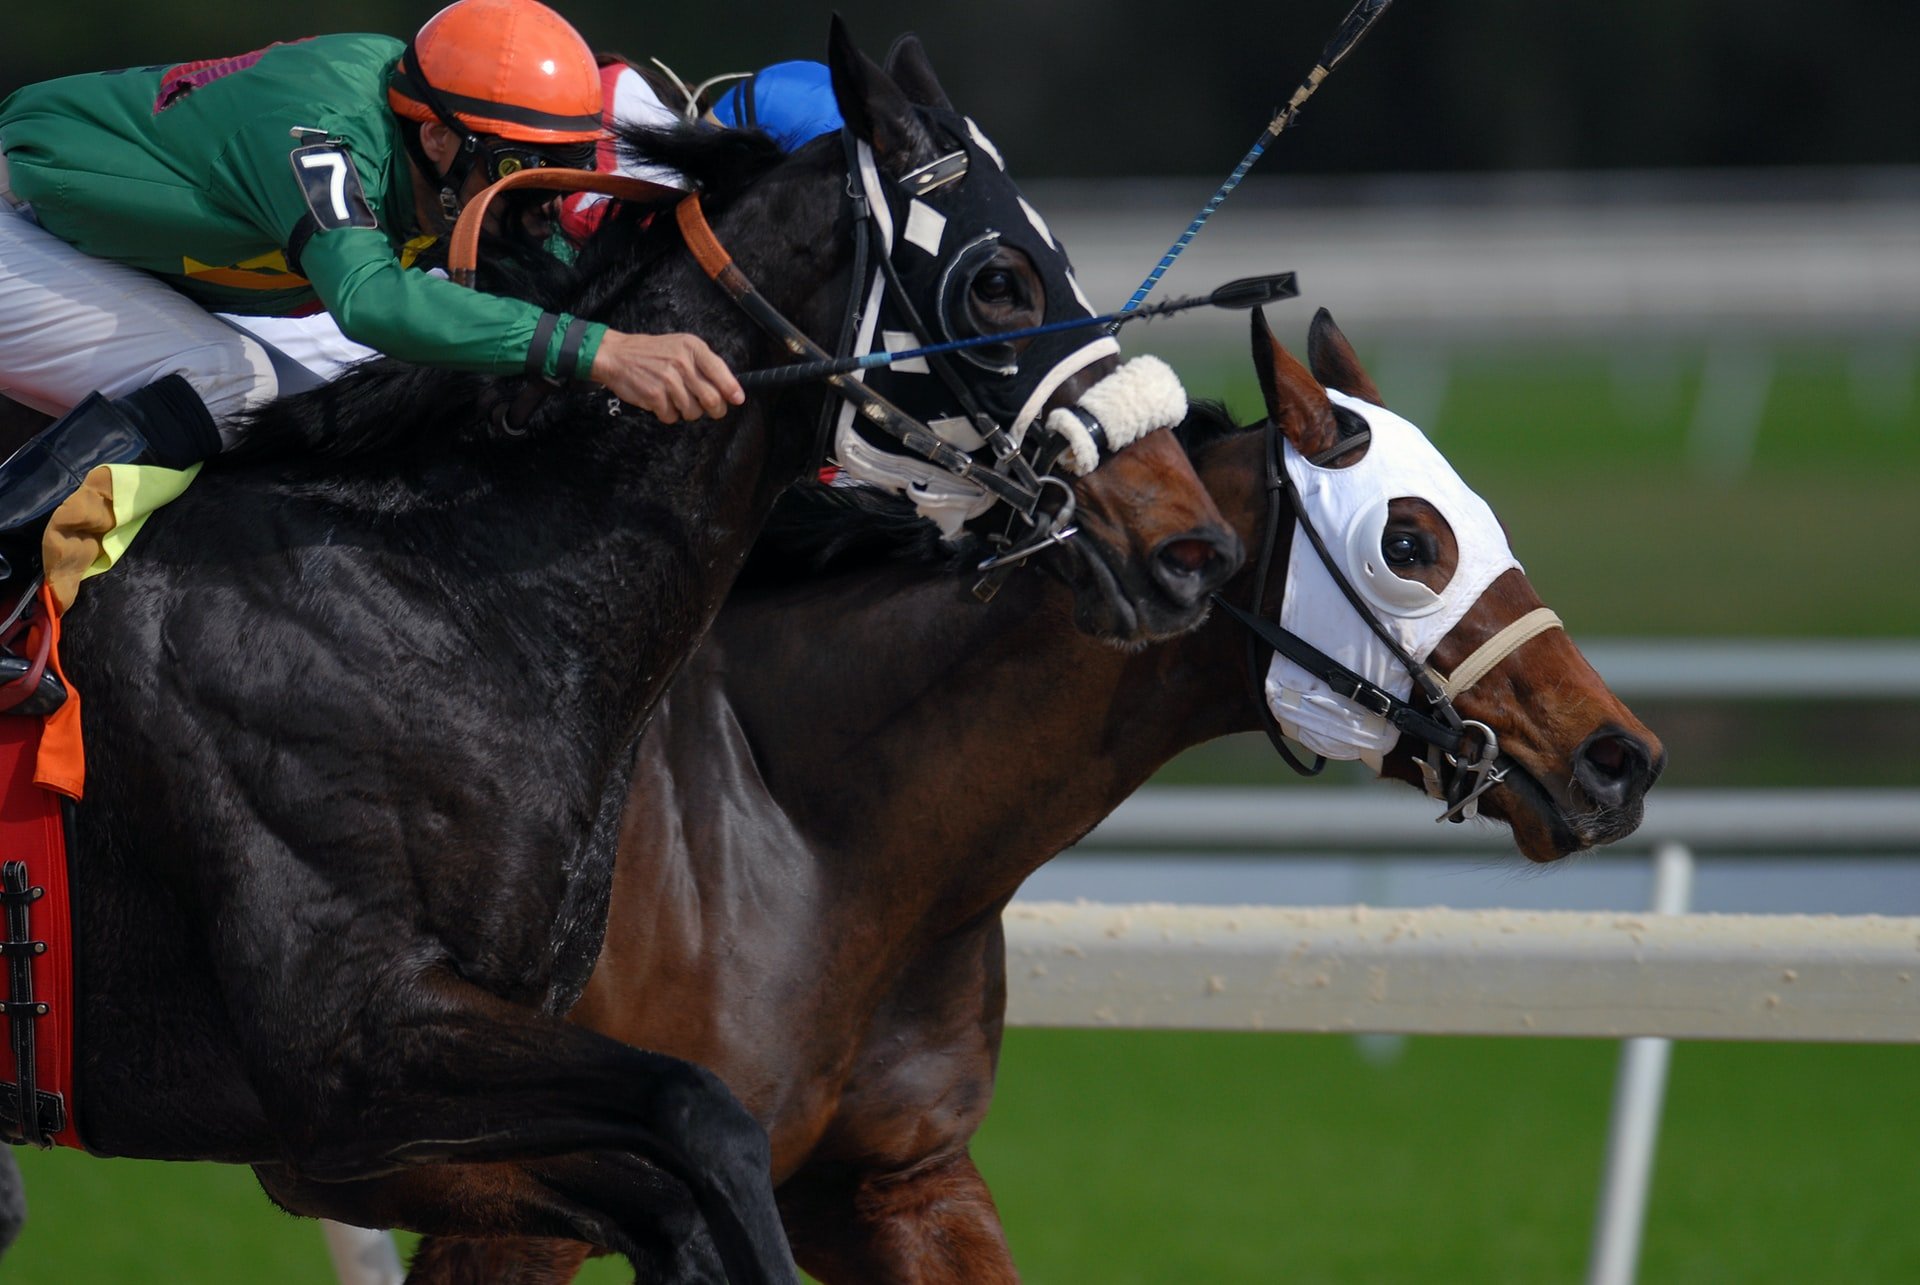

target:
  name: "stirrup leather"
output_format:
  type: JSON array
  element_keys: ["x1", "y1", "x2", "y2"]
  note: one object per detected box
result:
[{"x1": 0, "y1": 582, "x2": 68, "y2": 717}]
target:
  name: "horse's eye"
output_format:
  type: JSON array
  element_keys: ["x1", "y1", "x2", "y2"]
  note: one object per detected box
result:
[
  {"x1": 1382, "y1": 531, "x2": 1426, "y2": 568},
  {"x1": 973, "y1": 268, "x2": 1017, "y2": 304}
]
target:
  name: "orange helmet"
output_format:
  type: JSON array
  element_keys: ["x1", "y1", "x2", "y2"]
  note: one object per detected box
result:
[{"x1": 389, "y1": 0, "x2": 603, "y2": 145}]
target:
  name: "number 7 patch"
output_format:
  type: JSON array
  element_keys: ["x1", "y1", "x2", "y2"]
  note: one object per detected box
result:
[{"x1": 290, "y1": 144, "x2": 378, "y2": 230}]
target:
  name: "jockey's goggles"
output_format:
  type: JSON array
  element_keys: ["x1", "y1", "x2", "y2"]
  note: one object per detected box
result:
[{"x1": 480, "y1": 138, "x2": 598, "y2": 184}]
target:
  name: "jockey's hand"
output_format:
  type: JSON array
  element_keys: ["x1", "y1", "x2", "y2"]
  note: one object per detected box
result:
[{"x1": 590, "y1": 331, "x2": 745, "y2": 424}]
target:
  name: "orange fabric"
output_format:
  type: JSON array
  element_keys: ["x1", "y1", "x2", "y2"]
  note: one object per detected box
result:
[
  {"x1": 388, "y1": 0, "x2": 603, "y2": 143},
  {"x1": 27, "y1": 468, "x2": 109, "y2": 798},
  {"x1": 32, "y1": 581, "x2": 84, "y2": 801},
  {"x1": 42, "y1": 467, "x2": 118, "y2": 615}
]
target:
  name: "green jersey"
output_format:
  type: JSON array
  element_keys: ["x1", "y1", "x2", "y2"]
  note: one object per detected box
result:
[{"x1": 0, "y1": 34, "x2": 603, "y2": 380}]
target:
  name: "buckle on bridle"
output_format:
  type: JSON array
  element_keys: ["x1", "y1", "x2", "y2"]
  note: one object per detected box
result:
[
  {"x1": 975, "y1": 475, "x2": 1078, "y2": 574},
  {"x1": 898, "y1": 150, "x2": 970, "y2": 197},
  {"x1": 1351, "y1": 683, "x2": 1395, "y2": 720},
  {"x1": 1426, "y1": 719, "x2": 1506, "y2": 824}
]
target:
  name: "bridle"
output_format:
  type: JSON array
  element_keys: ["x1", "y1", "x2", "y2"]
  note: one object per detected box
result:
[
  {"x1": 450, "y1": 128, "x2": 1111, "y2": 569},
  {"x1": 672, "y1": 189, "x2": 1049, "y2": 515},
  {"x1": 1211, "y1": 412, "x2": 1563, "y2": 823},
  {"x1": 807, "y1": 125, "x2": 1104, "y2": 572}
]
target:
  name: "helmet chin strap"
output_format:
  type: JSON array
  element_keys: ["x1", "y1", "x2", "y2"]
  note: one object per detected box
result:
[{"x1": 395, "y1": 41, "x2": 491, "y2": 225}]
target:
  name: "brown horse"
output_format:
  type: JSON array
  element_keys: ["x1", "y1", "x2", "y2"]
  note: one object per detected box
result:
[{"x1": 378, "y1": 308, "x2": 1660, "y2": 1282}]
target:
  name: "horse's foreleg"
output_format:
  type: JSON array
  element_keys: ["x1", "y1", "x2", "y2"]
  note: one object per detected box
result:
[
  {"x1": 403, "y1": 1235, "x2": 595, "y2": 1285},
  {"x1": 257, "y1": 1158, "x2": 713, "y2": 1284},
  {"x1": 778, "y1": 1151, "x2": 1018, "y2": 1285},
  {"x1": 250, "y1": 966, "x2": 793, "y2": 1285}
]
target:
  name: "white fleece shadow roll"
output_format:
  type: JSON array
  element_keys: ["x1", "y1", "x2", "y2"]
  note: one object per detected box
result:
[{"x1": 1042, "y1": 355, "x2": 1188, "y2": 476}]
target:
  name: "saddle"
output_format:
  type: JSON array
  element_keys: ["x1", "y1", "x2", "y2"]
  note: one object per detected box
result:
[
  {"x1": 0, "y1": 407, "x2": 211, "y2": 1150},
  {"x1": 0, "y1": 583, "x2": 79, "y2": 1148}
]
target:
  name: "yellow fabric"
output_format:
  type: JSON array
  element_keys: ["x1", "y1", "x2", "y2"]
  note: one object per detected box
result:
[
  {"x1": 44, "y1": 461, "x2": 203, "y2": 612},
  {"x1": 398, "y1": 234, "x2": 439, "y2": 270},
  {"x1": 82, "y1": 461, "x2": 202, "y2": 586},
  {"x1": 181, "y1": 249, "x2": 310, "y2": 291}
]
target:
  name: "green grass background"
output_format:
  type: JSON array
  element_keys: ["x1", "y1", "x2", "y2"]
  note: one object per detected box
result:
[
  {"x1": 5, "y1": 337, "x2": 1916, "y2": 1282},
  {"x1": 12, "y1": 1036, "x2": 1920, "y2": 1283}
]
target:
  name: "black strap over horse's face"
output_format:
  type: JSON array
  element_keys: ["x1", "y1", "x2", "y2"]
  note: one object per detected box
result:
[
  {"x1": 849, "y1": 111, "x2": 1114, "y2": 452},
  {"x1": 828, "y1": 111, "x2": 1123, "y2": 536}
]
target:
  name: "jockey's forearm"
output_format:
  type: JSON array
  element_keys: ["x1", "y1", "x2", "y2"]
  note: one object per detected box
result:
[{"x1": 303, "y1": 228, "x2": 604, "y2": 380}]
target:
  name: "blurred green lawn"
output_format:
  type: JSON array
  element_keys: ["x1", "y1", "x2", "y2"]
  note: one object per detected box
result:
[
  {"x1": 1177, "y1": 334, "x2": 1920, "y2": 637},
  {"x1": 11, "y1": 1036, "x2": 1919, "y2": 1283},
  {"x1": 5, "y1": 338, "x2": 1915, "y2": 1282},
  {"x1": 979, "y1": 1033, "x2": 1920, "y2": 1285}
]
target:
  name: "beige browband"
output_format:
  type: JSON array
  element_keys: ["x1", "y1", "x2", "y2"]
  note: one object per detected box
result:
[{"x1": 1436, "y1": 607, "x2": 1563, "y2": 701}]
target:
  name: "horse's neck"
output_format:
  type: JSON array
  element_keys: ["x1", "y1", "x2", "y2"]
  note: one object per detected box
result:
[
  {"x1": 688, "y1": 566, "x2": 1256, "y2": 931},
  {"x1": 473, "y1": 173, "x2": 844, "y2": 737}
]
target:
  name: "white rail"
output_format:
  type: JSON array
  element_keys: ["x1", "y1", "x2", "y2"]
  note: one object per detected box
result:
[
  {"x1": 1588, "y1": 842, "x2": 1694, "y2": 1285},
  {"x1": 1022, "y1": 784, "x2": 1920, "y2": 1285},
  {"x1": 1073, "y1": 786, "x2": 1920, "y2": 852},
  {"x1": 1001, "y1": 898, "x2": 1920, "y2": 1043},
  {"x1": 1579, "y1": 638, "x2": 1920, "y2": 699}
]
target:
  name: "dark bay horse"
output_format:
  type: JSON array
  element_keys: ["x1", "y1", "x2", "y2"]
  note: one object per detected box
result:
[
  {"x1": 10, "y1": 24, "x2": 1238, "y2": 1283},
  {"x1": 385, "y1": 308, "x2": 1663, "y2": 1282}
]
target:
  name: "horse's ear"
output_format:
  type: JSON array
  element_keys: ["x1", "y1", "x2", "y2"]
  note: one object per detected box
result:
[
  {"x1": 884, "y1": 34, "x2": 955, "y2": 112},
  {"x1": 1251, "y1": 308, "x2": 1343, "y2": 459},
  {"x1": 1306, "y1": 307, "x2": 1385, "y2": 406},
  {"x1": 828, "y1": 16, "x2": 935, "y2": 170}
]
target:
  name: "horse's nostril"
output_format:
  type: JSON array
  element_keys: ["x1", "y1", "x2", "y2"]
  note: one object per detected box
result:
[
  {"x1": 1158, "y1": 538, "x2": 1218, "y2": 575},
  {"x1": 1585, "y1": 735, "x2": 1629, "y2": 778},
  {"x1": 1575, "y1": 731, "x2": 1654, "y2": 808},
  {"x1": 1148, "y1": 530, "x2": 1240, "y2": 609}
]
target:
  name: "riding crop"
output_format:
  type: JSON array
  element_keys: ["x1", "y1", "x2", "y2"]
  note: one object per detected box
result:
[
  {"x1": 1107, "y1": 0, "x2": 1396, "y2": 328},
  {"x1": 733, "y1": 272, "x2": 1298, "y2": 390}
]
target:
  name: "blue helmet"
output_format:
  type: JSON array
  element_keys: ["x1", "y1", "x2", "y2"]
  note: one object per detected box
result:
[{"x1": 710, "y1": 60, "x2": 843, "y2": 152}]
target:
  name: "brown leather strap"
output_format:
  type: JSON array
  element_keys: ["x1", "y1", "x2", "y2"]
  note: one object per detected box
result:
[
  {"x1": 674, "y1": 192, "x2": 734, "y2": 279},
  {"x1": 448, "y1": 169, "x2": 681, "y2": 286}
]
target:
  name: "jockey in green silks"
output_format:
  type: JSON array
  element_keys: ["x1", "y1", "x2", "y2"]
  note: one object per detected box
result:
[{"x1": 0, "y1": 0, "x2": 742, "y2": 583}]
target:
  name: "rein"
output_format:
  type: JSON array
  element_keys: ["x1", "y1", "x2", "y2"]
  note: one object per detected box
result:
[
  {"x1": 1111, "y1": 0, "x2": 1394, "y2": 322},
  {"x1": 445, "y1": 162, "x2": 1052, "y2": 516},
  {"x1": 1213, "y1": 415, "x2": 1563, "y2": 823},
  {"x1": 447, "y1": 168, "x2": 681, "y2": 288}
]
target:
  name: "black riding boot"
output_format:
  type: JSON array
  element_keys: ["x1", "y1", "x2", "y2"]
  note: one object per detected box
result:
[
  {"x1": 0, "y1": 374, "x2": 218, "y2": 536},
  {"x1": 0, "y1": 375, "x2": 220, "y2": 713}
]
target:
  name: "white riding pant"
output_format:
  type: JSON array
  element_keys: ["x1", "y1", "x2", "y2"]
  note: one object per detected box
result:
[{"x1": 0, "y1": 154, "x2": 283, "y2": 442}]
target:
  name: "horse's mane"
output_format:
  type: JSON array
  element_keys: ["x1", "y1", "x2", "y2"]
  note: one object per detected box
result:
[
  {"x1": 217, "y1": 122, "x2": 789, "y2": 468},
  {"x1": 734, "y1": 483, "x2": 984, "y2": 588},
  {"x1": 612, "y1": 121, "x2": 788, "y2": 200},
  {"x1": 1176, "y1": 398, "x2": 1251, "y2": 454}
]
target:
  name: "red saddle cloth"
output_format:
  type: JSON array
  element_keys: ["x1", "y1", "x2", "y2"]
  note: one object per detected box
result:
[{"x1": 0, "y1": 590, "x2": 82, "y2": 1149}]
